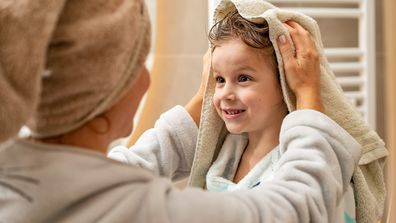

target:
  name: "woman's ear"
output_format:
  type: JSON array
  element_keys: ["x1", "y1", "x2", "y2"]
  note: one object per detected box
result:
[{"x1": 87, "y1": 115, "x2": 111, "y2": 134}]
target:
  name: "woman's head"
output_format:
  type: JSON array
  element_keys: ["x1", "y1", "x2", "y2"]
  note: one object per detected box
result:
[
  {"x1": 0, "y1": 0, "x2": 152, "y2": 148},
  {"x1": 209, "y1": 10, "x2": 287, "y2": 134},
  {"x1": 26, "y1": 1, "x2": 152, "y2": 140}
]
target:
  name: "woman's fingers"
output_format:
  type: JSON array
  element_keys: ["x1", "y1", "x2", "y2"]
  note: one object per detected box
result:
[
  {"x1": 283, "y1": 21, "x2": 314, "y2": 58},
  {"x1": 277, "y1": 33, "x2": 297, "y2": 69},
  {"x1": 277, "y1": 20, "x2": 323, "y2": 112}
]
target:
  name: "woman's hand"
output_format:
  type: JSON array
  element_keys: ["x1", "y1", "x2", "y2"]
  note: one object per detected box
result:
[
  {"x1": 185, "y1": 49, "x2": 211, "y2": 126},
  {"x1": 197, "y1": 49, "x2": 211, "y2": 99},
  {"x1": 277, "y1": 20, "x2": 324, "y2": 112}
]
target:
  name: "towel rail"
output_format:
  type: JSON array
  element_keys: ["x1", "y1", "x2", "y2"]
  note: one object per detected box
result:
[
  {"x1": 337, "y1": 76, "x2": 364, "y2": 87},
  {"x1": 356, "y1": 106, "x2": 365, "y2": 114},
  {"x1": 282, "y1": 8, "x2": 362, "y2": 18},
  {"x1": 324, "y1": 48, "x2": 363, "y2": 58},
  {"x1": 345, "y1": 92, "x2": 364, "y2": 101},
  {"x1": 330, "y1": 62, "x2": 364, "y2": 73}
]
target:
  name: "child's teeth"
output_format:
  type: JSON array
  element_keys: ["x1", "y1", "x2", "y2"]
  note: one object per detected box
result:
[{"x1": 227, "y1": 110, "x2": 242, "y2": 115}]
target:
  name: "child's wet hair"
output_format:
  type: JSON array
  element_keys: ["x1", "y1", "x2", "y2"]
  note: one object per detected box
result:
[{"x1": 209, "y1": 9, "x2": 278, "y2": 78}]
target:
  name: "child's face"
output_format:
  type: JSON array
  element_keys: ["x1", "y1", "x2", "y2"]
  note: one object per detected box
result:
[{"x1": 212, "y1": 38, "x2": 287, "y2": 134}]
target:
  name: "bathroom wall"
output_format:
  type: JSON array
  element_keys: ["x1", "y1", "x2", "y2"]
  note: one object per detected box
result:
[{"x1": 129, "y1": 1, "x2": 209, "y2": 144}]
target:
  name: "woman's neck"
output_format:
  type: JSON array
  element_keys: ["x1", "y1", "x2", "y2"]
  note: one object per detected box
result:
[
  {"x1": 34, "y1": 116, "x2": 116, "y2": 154},
  {"x1": 35, "y1": 130, "x2": 110, "y2": 154}
]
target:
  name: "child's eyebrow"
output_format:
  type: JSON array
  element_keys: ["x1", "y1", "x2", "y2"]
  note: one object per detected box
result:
[
  {"x1": 234, "y1": 64, "x2": 256, "y2": 72},
  {"x1": 211, "y1": 64, "x2": 257, "y2": 74}
]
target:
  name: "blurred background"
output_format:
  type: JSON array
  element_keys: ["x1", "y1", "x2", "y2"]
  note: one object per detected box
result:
[{"x1": 129, "y1": 0, "x2": 395, "y2": 222}]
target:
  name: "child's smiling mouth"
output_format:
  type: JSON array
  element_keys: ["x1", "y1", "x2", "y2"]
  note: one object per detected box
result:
[{"x1": 222, "y1": 109, "x2": 246, "y2": 120}]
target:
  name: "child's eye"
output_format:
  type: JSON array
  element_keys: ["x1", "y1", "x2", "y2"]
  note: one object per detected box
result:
[
  {"x1": 238, "y1": 75, "x2": 252, "y2": 82},
  {"x1": 215, "y1": 76, "x2": 225, "y2": 83}
]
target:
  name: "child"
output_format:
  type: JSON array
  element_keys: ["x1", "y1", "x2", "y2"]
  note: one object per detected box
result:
[
  {"x1": 204, "y1": 9, "x2": 356, "y2": 223},
  {"x1": 206, "y1": 10, "x2": 288, "y2": 188}
]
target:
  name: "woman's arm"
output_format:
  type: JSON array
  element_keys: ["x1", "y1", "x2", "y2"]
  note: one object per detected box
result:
[
  {"x1": 108, "y1": 105, "x2": 198, "y2": 181},
  {"x1": 108, "y1": 50, "x2": 210, "y2": 180}
]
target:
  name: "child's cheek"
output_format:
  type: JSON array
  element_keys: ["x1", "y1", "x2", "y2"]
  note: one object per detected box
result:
[{"x1": 212, "y1": 95, "x2": 222, "y2": 117}]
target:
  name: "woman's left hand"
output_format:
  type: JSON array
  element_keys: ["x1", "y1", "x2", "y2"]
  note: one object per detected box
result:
[{"x1": 277, "y1": 20, "x2": 324, "y2": 112}]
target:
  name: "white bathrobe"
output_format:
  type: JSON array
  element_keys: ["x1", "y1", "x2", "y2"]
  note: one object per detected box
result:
[
  {"x1": 205, "y1": 134, "x2": 356, "y2": 223},
  {"x1": 108, "y1": 106, "x2": 361, "y2": 222}
]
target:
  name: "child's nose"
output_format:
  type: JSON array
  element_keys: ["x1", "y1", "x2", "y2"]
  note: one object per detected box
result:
[{"x1": 220, "y1": 83, "x2": 236, "y2": 101}]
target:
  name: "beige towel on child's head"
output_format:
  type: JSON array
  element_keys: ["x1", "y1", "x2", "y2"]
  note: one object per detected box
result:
[{"x1": 188, "y1": 0, "x2": 388, "y2": 222}]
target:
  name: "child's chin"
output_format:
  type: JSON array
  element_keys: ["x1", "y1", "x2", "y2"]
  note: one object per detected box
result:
[{"x1": 226, "y1": 127, "x2": 244, "y2": 134}]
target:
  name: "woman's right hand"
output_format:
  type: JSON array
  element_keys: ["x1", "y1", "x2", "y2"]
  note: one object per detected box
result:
[
  {"x1": 277, "y1": 20, "x2": 324, "y2": 113},
  {"x1": 197, "y1": 49, "x2": 211, "y2": 99},
  {"x1": 185, "y1": 49, "x2": 211, "y2": 126}
]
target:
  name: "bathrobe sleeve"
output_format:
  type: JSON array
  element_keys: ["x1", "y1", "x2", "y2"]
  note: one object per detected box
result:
[
  {"x1": 108, "y1": 105, "x2": 198, "y2": 181},
  {"x1": 161, "y1": 109, "x2": 361, "y2": 223}
]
